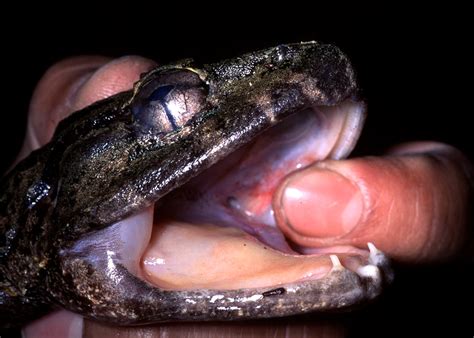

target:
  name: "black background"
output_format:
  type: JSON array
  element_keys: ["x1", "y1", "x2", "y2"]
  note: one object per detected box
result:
[{"x1": 1, "y1": 11, "x2": 472, "y2": 336}]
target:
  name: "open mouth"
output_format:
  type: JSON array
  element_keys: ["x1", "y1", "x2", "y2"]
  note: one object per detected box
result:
[
  {"x1": 140, "y1": 100, "x2": 369, "y2": 290},
  {"x1": 78, "y1": 100, "x2": 379, "y2": 283},
  {"x1": 64, "y1": 99, "x2": 391, "y2": 322}
]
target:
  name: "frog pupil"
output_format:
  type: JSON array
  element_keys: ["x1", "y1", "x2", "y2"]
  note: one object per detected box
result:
[
  {"x1": 131, "y1": 69, "x2": 208, "y2": 134},
  {"x1": 148, "y1": 85, "x2": 178, "y2": 130}
]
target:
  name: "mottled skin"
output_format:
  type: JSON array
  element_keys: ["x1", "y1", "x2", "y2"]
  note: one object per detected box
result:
[{"x1": 0, "y1": 42, "x2": 378, "y2": 328}]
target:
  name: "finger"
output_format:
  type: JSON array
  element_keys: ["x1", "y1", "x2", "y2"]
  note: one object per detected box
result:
[
  {"x1": 274, "y1": 142, "x2": 472, "y2": 263},
  {"x1": 22, "y1": 310, "x2": 83, "y2": 338},
  {"x1": 21, "y1": 55, "x2": 157, "y2": 336},
  {"x1": 22, "y1": 56, "x2": 110, "y2": 158},
  {"x1": 19, "y1": 55, "x2": 156, "y2": 160},
  {"x1": 82, "y1": 317, "x2": 344, "y2": 337}
]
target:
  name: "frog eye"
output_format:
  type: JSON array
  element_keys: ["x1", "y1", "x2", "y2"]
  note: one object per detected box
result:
[{"x1": 131, "y1": 69, "x2": 208, "y2": 133}]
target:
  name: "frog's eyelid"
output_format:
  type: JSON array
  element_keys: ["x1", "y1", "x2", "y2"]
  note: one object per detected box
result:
[
  {"x1": 129, "y1": 70, "x2": 209, "y2": 134},
  {"x1": 183, "y1": 67, "x2": 208, "y2": 83},
  {"x1": 124, "y1": 64, "x2": 208, "y2": 110}
]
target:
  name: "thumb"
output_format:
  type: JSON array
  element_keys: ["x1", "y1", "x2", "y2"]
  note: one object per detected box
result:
[{"x1": 273, "y1": 142, "x2": 472, "y2": 263}]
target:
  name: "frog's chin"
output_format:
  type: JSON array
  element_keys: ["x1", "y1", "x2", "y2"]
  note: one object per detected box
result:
[{"x1": 78, "y1": 100, "x2": 388, "y2": 292}]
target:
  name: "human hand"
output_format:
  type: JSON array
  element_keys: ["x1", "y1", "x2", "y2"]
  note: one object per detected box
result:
[{"x1": 20, "y1": 55, "x2": 473, "y2": 337}]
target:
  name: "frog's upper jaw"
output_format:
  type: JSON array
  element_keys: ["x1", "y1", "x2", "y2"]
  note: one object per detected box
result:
[{"x1": 55, "y1": 99, "x2": 391, "y2": 324}]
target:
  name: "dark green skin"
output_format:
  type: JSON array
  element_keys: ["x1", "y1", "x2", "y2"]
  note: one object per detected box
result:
[{"x1": 0, "y1": 42, "x2": 369, "y2": 328}]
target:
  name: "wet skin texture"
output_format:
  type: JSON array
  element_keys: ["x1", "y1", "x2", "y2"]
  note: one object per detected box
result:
[{"x1": 0, "y1": 42, "x2": 386, "y2": 328}]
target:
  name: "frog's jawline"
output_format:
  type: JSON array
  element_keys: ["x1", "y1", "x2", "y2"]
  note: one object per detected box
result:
[{"x1": 60, "y1": 100, "x2": 391, "y2": 324}]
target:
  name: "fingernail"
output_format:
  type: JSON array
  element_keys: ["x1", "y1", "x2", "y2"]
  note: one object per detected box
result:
[{"x1": 275, "y1": 168, "x2": 364, "y2": 238}]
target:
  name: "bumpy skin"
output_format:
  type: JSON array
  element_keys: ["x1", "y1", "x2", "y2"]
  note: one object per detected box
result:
[{"x1": 0, "y1": 42, "x2": 370, "y2": 328}]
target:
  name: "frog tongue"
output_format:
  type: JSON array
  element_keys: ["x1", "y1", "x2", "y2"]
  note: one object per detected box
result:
[
  {"x1": 141, "y1": 220, "x2": 368, "y2": 290},
  {"x1": 139, "y1": 101, "x2": 367, "y2": 290}
]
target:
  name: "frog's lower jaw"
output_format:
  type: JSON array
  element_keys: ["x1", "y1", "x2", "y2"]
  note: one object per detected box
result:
[
  {"x1": 56, "y1": 100, "x2": 391, "y2": 324},
  {"x1": 57, "y1": 240, "x2": 390, "y2": 325}
]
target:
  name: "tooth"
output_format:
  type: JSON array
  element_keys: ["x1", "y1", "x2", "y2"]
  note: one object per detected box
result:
[
  {"x1": 330, "y1": 254, "x2": 344, "y2": 270},
  {"x1": 367, "y1": 242, "x2": 380, "y2": 255},
  {"x1": 367, "y1": 242, "x2": 394, "y2": 283},
  {"x1": 357, "y1": 243, "x2": 383, "y2": 279},
  {"x1": 367, "y1": 242, "x2": 385, "y2": 266},
  {"x1": 356, "y1": 264, "x2": 381, "y2": 281}
]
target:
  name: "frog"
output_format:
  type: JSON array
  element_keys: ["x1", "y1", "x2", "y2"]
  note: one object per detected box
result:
[{"x1": 0, "y1": 41, "x2": 392, "y2": 328}]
